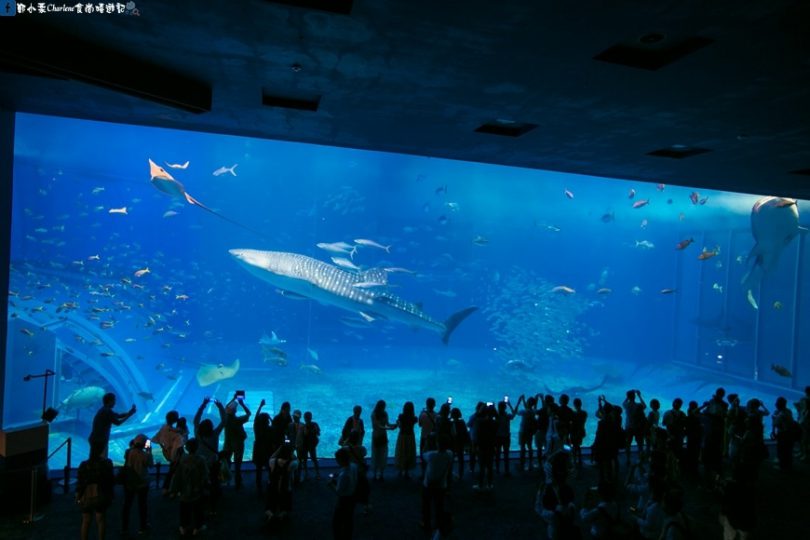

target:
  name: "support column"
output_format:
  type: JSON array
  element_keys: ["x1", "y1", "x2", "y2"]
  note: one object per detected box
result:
[{"x1": 0, "y1": 109, "x2": 14, "y2": 427}]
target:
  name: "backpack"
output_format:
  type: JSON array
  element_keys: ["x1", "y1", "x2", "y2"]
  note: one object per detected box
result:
[{"x1": 172, "y1": 454, "x2": 207, "y2": 500}]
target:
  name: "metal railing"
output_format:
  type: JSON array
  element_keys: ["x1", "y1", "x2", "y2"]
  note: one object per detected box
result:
[{"x1": 47, "y1": 436, "x2": 72, "y2": 494}]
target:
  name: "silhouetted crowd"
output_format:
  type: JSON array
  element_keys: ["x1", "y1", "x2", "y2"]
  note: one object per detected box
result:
[{"x1": 74, "y1": 385, "x2": 810, "y2": 539}]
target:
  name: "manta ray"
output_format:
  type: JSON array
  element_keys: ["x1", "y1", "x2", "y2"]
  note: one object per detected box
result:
[
  {"x1": 148, "y1": 159, "x2": 265, "y2": 237},
  {"x1": 741, "y1": 196, "x2": 807, "y2": 291},
  {"x1": 196, "y1": 358, "x2": 240, "y2": 387},
  {"x1": 544, "y1": 375, "x2": 608, "y2": 397},
  {"x1": 230, "y1": 248, "x2": 477, "y2": 344}
]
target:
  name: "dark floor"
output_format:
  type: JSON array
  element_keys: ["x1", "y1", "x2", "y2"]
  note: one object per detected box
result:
[{"x1": 1, "y1": 452, "x2": 808, "y2": 540}]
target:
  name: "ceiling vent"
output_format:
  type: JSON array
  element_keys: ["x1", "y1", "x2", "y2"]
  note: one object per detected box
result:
[
  {"x1": 264, "y1": 0, "x2": 353, "y2": 14},
  {"x1": 474, "y1": 120, "x2": 537, "y2": 137},
  {"x1": 647, "y1": 145, "x2": 711, "y2": 159},
  {"x1": 790, "y1": 169, "x2": 810, "y2": 176},
  {"x1": 262, "y1": 90, "x2": 321, "y2": 112},
  {"x1": 594, "y1": 33, "x2": 713, "y2": 71}
]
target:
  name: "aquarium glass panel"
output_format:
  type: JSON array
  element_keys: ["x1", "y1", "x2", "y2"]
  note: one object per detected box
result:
[{"x1": 4, "y1": 112, "x2": 808, "y2": 468}]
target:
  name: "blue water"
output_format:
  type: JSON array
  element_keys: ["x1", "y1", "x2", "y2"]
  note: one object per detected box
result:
[{"x1": 4, "y1": 112, "x2": 808, "y2": 467}]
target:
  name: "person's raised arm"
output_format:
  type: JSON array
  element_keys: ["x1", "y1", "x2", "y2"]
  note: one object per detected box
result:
[
  {"x1": 636, "y1": 390, "x2": 646, "y2": 408},
  {"x1": 193, "y1": 397, "x2": 209, "y2": 429},
  {"x1": 113, "y1": 405, "x2": 137, "y2": 425},
  {"x1": 239, "y1": 398, "x2": 252, "y2": 419},
  {"x1": 213, "y1": 401, "x2": 226, "y2": 433},
  {"x1": 760, "y1": 403, "x2": 770, "y2": 417}
]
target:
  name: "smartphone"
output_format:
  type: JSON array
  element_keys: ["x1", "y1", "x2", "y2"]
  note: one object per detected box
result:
[
  {"x1": 486, "y1": 401, "x2": 493, "y2": 407},
  {"x1": 235, "y1": 390, "x2": 245, "y2": 399},
  {"x1": 328, "y1": 473, "x2": 335, "y2": 479},
  {"x1": 447, "y1": 396, "x2": 453, "y2": 404},
  {"x1": 145, "y1": 439, "x2": 151, "y2": 449},
  {"x1": 504, "y1": 395, "x2": 509, "y2": 403}
]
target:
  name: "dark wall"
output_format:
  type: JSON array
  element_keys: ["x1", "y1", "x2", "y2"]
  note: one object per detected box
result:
[{"x1": 0, "y1": 109, "x2": 13, "y2": 424}]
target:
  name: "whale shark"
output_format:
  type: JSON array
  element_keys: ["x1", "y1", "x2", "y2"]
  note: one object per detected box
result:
[
  {"x1": 230, "y1": 248, "x2": 477, "y2": 344},
  {"x1": 741, "y1": 196, "x2": 807, "y2": 290}
]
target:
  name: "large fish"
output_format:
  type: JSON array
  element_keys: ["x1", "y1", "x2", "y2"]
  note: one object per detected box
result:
[
  {"x1": 230, "y1": 249, "x2": 477, "y2": 344},
  {"x1": 59, "y1": 386, "x2": 106, "y2": 410},
  {"x1": 741, "y1": 197, "x2": 807, "y2": 290},
  {"x1": 148, "y1": 159, "x2": 265, "y2": 238}
]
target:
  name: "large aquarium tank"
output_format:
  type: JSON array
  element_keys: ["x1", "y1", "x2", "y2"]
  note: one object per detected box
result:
[{"x1": 3, "y1": 112, "x2": 808, "y2": 468}]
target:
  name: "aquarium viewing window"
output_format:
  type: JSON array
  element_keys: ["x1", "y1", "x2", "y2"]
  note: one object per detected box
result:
[{"x1": 3, "y1": 112, "x2": 808, "y2": 467}]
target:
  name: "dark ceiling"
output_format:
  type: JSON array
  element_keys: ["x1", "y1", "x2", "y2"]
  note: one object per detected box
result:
[{"x1": 1, "y1": 0, "x2": 809, "y2": 199}]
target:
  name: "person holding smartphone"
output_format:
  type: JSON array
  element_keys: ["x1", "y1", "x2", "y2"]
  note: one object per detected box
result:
[
  {"x1": 88, "y1": 392, "x2": 136, "y2": 459},
  {"x1": 223, "y1": 391, "x2": 252, "y2": 490},
  {"x1": 193, "y1": 396, "x2": 226, "y2": 515}
]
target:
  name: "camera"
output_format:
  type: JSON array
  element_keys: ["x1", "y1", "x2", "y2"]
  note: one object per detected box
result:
[
  {"x1": 447, "y1": 396, "x2": 453, "y2": 404},
  {"x1": 145, "y1": 439, "x2": 151, "y2": 449},
  {"x1": 504, "y1": 395, "x2": 509, "y2": 403},
  {"x1": 486, "y1": 401, "x2": 493, "y2": 407},
  {"x1": 235, "y1": 390, "x2": 245, "y2": 399}
]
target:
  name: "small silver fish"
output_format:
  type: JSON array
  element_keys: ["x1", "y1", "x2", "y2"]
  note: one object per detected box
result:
[
  {"x1": 354, "y1": 238, "x2": 391, "y2": 253},
  {"x1": 352, "y1": 281, "x2": 386, "y2": 289},
  {"x1": 213, "y1": 164, "x2": 238, "y2": 176},
  {"x1": 331, "y1": 257, "x2": 361, "y2": 271},
  {"x1": 165, "y1": 161, "x2": 190, "y2": 169}
]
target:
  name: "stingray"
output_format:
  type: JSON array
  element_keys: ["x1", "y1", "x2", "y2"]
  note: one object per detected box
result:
[
  {"x1": 195, "y1": 358, "x2": 240, "y2": 387},
  {"x1": 148, "y1": 159, "x2": 266, "y2": 238},
  {"x1": 544, "y1": 374, "x2": 608, "y2": 396}
]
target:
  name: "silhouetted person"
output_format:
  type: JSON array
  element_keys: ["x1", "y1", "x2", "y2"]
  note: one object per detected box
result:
[
  {"x1": 253, "y1": 399, "x2": 272, "y2": 494},
  {"x1": 222, "y1": 392, "x2": 251, "y2": 489},
  {"x1": 77, "y1": 442, "x2": 114, "y2": 540},
  {"x1": 340, "y1": 405, "x2": 365, "y2": 447},
  {"x1": 772, "y1": 396, "x2": 796, "y2": 471},
  {"x1": 88, "y1": 392, "x2": 135, "y2": 458},
  {"x1": 121, "y1": 434, "x2": 153, "y2": 535},
  {"x1": 331, "y1": 447, "x2": 358, "y2": 540},
  {"x1": 421, "y1": 434, "x2": 454, "y2": 532},
  {"x1": 170, "y1": 438, "x2": 208, "y2": 536}
]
